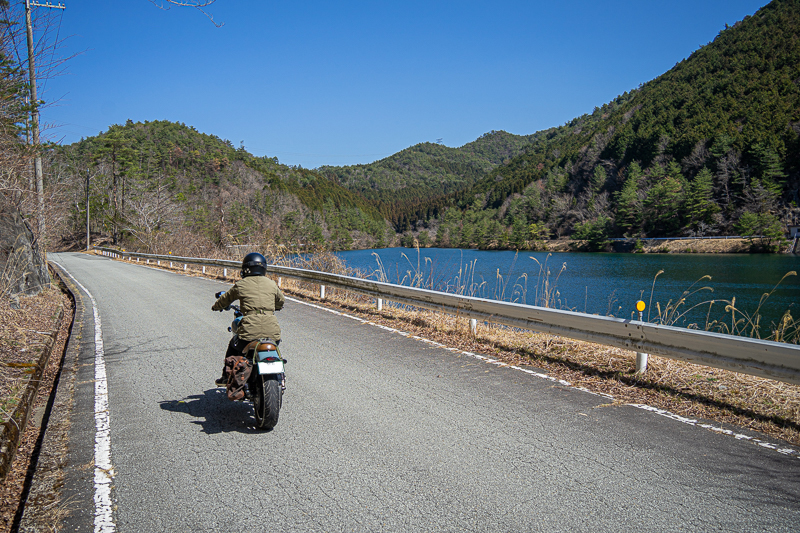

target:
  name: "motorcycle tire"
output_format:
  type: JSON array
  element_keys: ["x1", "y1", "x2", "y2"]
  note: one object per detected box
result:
[{"x1": 253, "y1": 375, "x2": 281, "y2": 430}]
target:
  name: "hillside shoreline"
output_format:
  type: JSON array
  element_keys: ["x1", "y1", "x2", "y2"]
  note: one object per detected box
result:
[
  {"x1": 405, "y1": 237, "x2": 794, "y2": 254},
  {"x1": 564, "y1": 237, "x2": 788, "y2": 254}
]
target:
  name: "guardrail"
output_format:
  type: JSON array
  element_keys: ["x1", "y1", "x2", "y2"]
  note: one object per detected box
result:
[
  {"x1": 608, "y1": 236, "x2": 757, "y2": 241},
  {"x1": 93, "y1": 247, "x2": 800, "y2": 385}
]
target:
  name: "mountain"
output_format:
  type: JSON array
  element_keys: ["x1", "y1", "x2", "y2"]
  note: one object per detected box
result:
[
  {"x1": 54, "y1": 120, "x2": 392, "y2": 251},
  {"x1": 416, "y1": 0, "x2": 800, "y2": 250},
  {"x1": 318, "y1": 130, "x2": 540, "y2": 229}
]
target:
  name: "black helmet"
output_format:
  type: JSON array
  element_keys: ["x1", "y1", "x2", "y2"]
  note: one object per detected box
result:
[{"x1": 241, "y1": 252, "x2": 267, "y2": 277}]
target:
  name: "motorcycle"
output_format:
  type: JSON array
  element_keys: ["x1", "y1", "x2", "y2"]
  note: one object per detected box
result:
[{"x1": 215, "y1": 291, "x2": 286, "y2": 430}]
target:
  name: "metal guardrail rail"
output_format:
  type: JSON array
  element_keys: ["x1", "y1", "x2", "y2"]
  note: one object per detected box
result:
[
  {"x1": 608, "y1": 235, "x2": 757, "y2": 241},
  {"x1": 94, "y1": 247, "x2": 800, "y2": 385}
]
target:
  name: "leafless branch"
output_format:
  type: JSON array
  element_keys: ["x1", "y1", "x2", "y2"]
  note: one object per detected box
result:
[{"x1": 148, "y1": 0, "x2": 224, "y2": 27}]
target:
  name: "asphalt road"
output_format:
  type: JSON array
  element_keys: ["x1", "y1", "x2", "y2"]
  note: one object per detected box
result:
[{"x1": 45, "y1": 252, "x2": 800, "y2": 532}]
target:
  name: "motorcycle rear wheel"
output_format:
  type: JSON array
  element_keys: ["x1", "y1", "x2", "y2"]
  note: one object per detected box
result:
[{"x1": 253, "y1": 375, "x2": 281, "y2": 430}]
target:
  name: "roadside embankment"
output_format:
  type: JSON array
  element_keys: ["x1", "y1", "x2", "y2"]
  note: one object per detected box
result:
[{"x1": 0, "y1": 271, "x2": 72, "y2": 532}]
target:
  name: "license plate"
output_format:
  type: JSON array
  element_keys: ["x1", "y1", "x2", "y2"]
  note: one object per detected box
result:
[{"x1": 257, "y1": 361, "x2": 284, "y2": 375}]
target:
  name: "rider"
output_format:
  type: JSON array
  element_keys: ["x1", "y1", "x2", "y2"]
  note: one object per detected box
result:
[{"x1": 212, "y1": 252, "x2": 285, "y2": 386}]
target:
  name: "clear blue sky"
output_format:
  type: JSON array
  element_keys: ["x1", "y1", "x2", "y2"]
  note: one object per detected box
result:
[{"x1": 39, "y1": 0, "x2": 769, "y2": 169}]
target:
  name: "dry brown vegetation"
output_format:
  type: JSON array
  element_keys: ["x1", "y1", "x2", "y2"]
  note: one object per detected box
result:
[
  {"x1": 0, "y1": 289, "x2": 63, "y2": 425},
  {"x1": 0, "y1": 287, "x2": 71, "y2": 532},
  {"x1": 545, "y1": 237, "x2": 774, "y2": 254},
  {"x1": 638, "y1": 237, "x2": 755, "y2": 254}
]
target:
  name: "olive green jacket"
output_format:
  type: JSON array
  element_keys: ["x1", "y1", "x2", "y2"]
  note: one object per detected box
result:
[{"x1": 212, "y1": 275, "x2": 285, "y2": 341}]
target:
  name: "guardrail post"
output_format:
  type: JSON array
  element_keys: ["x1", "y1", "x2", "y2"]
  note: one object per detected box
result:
[
  {"x1": 158, "y1": 260, "x2": 161, "y2": 266},
  {"x1": 170, "y1": 262, "x2": 173, "y2": 268},
  {"x1": 223, "y1": 268, "x2": 227, "y2": 278},
  {"x1": 636, "y1": 306, "x2": 649, "y2": 373},
  {"x1": 184, "y1": 264, "x2": 187, "y2": 270},
  {"x1": 377, "y1": 298, "x2": 383, "y2": 311},
  {"x1": 202, "y1": 266, "x2": 206, "y2": 274},
  {"x1": 278, "y1": 277, "x2": 282, "y2": 288},
  {"x1": 636, "y1": 351, "x2": 649, "y2": 374},
  {"x1": 320, "y1": 285, "x2": 326, "y2": 299},
  {"x1": 470, "y1": 318, "x2": 477, "y2": 335}
]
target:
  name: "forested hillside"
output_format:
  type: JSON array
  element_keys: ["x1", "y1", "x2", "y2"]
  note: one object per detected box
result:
[
  {"x1": 53, "y1": 121, "x2": 392, "y2": 252},
  {"x1": 45, "y1": 0, "x2": 800, "y2": 255},
  {"x1": 318, "y1": 130, "x2": 539, "y2": 229},
  {"x1": 419, "y1": 0, "x2": 800, "y2": 250}
]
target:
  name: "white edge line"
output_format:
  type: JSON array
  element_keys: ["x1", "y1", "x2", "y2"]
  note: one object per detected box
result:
[
  {"x1": 108, "y1": 255, "x2": 800, "y2": 461},
  {"x1": 52, "y1": 261, "x2": 116, "y2": 532}
]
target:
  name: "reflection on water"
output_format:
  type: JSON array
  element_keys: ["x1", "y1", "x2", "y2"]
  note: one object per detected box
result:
[{"x1": 336, "y1": 247, "x2": 800, "y2": 336}]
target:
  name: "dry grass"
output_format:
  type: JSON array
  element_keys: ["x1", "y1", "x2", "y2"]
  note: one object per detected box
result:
[
  {"x1": 102, "y1": 248, "x2": 800, "y2": 447},
  {"x1": 639, "y1": 238, "x2": 754, "y2": 254},
  {"x1": 0, "y1": 287, "x2": 70, "y2": 533},
  {"x1": 549, "y1": 237, "x2": 762, "y2": 254},
  {"x1": 0, "y1": 289, "x2": 63, "y2": 425}
]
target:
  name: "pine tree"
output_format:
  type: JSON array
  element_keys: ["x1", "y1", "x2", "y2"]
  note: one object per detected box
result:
[
  {"x1": 643, "y1": 166, "x2": 686, "y2": 236},
  {"x1": 614, "y1": 163, "x2": 644, "y2": 235},
  {"x1": 684, "y1": 168, "x2": 721, "y2": 232}
]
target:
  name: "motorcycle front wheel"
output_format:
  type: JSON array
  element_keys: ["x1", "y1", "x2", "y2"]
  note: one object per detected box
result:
[{"x1": 253, "y1": 375, "x2": 281, "y2": 430}]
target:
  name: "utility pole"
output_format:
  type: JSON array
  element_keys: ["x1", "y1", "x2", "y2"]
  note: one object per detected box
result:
[
  {"x1": 24, "y1": 0, "x2": 66, "y2": 242},
  {"x1": 86, "y1": 168, "x2": 90, "y2": 251}
]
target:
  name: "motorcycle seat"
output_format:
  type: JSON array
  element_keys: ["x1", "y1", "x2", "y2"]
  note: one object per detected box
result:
[{"x1": 242, "y1": 339, "x2": 279, "y2": 354}]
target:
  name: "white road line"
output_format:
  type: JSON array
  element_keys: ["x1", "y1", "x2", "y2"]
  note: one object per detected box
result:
[{"x1": 53, "y1": 263, "x2": 116, "y2": 532}]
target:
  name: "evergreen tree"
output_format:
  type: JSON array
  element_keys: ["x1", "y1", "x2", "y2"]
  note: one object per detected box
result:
[
  {"x1": 572, "y1": 216, "x2": 612, "y2": 251},
  {"x1": 643, "y1": 165, "x2": 686, "y2": 236},
  {"x1": 684, "y1": 168, "x2": 721, "y2": 233},
  {"x1": 590, "y1": 166, "x2": 607, "y2": 194},
  {"x1": 614, "y1": 163, "x2": 644, "y2": 235}
]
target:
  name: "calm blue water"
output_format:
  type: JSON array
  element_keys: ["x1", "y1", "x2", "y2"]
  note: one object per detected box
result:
[{"x1": 334, "y1": 247, "x2": 800, "y2": 333}]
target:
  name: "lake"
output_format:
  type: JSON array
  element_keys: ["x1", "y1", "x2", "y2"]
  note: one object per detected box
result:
[{"x1": 334, "y1": 247, "x2": 800, "y2": 336}]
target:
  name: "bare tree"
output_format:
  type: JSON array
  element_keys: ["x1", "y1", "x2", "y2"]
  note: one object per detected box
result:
[
  {"x1": 148, "y1": 0, "x2": 223, "y2": 27},
  {"x1": 0, "y1": 1, "x2": 77, "y2": 248},
  {"x1": 124, "y1": 179, "x2": 180, "y2": 251}
]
